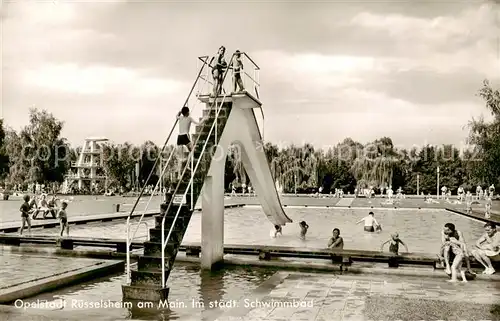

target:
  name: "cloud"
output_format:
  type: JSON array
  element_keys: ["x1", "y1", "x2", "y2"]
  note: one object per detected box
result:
[
  {"x1": 348, "y1": 3, "x2": 499, "y2": 77},
  {"x1": 22, "y1": 63, "x2": 184, "y2": 97},
  {"x1": 2, "y1": 0, "x2": 499, "y2": 149}
]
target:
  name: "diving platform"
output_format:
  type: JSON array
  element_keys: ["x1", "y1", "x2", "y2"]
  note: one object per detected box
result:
[
  {"x1": 122, "y1": 51, "x2": 292, "y2": 303},
  {"x1": 63, "y1": 137, "x2": 109, "y2": 193}
]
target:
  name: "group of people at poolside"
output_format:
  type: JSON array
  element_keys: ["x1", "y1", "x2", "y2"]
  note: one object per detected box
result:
[
  {"x1": 19, "y1": 194, "x2": 70, "y2": 237},
  {"x1": 270, "y1": 210, "x2": 499, "y2": 281},
  {"x1": 438, "y1": 222, "x2": 499, "y2": 281}
]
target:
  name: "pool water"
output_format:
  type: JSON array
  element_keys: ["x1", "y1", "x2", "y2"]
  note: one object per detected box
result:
[
  {"x1": 21, "y1": 263, "x2": 277, "y2": 320},
  {"x1": 10, "y1": 206, "x2": 487, "y2": 320},
  {"x1": 23, "y1": 207, "x2": 485, "y2": 253}
]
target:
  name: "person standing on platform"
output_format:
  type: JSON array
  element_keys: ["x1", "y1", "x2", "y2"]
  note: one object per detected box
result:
[
  {"x1": 231, "y1": 50, "x2": 245, "y2": 92},
  {"x1": 209, "y1": 46, "x2": 228, "y2": 97}
]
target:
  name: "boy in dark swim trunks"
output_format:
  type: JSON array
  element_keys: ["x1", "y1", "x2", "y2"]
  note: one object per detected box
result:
[
  {"x1": 176, "y1": 107, "x2": 206, "y2": 179},
  {"x1": 177, "y1": 107, "x2": 201, "y2": 152},
  {"x1": 19, "y1": 195, "x2": 32, "y2": 235},
  {"x1": 57, "y1": 201, "x2": 69, "y2": 237},
  {"x1": 356, "y1": 211, "x2": 380, "y2": 232},
  {"x1": 381, "y1": 233, "x2": 408, "y2": 255}
]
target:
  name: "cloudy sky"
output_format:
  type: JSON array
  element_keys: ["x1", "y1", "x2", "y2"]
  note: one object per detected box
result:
[{"x1": 1, "y1": 0, "x2": 499, "y2": 150}]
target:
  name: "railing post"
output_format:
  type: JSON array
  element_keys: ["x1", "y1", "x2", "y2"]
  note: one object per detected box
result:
[
  {"x1": 126, "y1": 223, "x2": 130, "y2": 284},
  {"x1": 191, "y1": 151, "x2": 193, "y2": 210}
]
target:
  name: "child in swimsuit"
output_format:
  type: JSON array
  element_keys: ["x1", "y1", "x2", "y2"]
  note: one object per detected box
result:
[
  {"x1": 299, "y1": 221, "x2": 309, "y2": 240},
  {"x1": 381, "y1": 233, "x2": 408, "y2": 255},
  {"x1": 58, "y1": 201, "x2": 69, "y2": 237},
  {"x1": 328, "y1": 228, "x2": 344, "y2": 249},
  {"x1": 270, "y1": 225, "x2": 282, "y2": 238},
  {"x1": 19, "y1": 195, "x2": 32, "y2": 235}
]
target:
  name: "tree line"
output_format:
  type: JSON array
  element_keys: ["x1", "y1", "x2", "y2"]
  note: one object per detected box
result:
[{"x1": 0, "y1": 80, "x2": 498, "y2": 194}]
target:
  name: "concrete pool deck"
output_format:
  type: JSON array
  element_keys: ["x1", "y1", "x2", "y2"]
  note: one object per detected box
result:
[
  {"x1": 0, "y1": 203, "x2": 244, "y2": 233},
  {"x1": 211, "y1": 271, "x2": 500, "y2": 321},
  {"x1": 0, "y1": 253, "x2": 124, "y2": 304},
  {"x1": 2, "y1": 270, "x2": 497, "y2": 321}
]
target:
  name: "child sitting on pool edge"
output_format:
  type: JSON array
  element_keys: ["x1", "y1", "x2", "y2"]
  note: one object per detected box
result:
[
  {"x1": 299, "y1": 221, "x2": 309, "y2": 240},
  {"x1": 380, "y1": 233, "x2": 408, "y2": 255}
]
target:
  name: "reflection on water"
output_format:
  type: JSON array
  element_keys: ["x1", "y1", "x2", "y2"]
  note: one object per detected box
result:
[
  {"x1": 22, "y1": 263, "x2": 276, "y2": 320},
  {"x1": 25, "y1": 207, "x2": 485, "y2": 253}
]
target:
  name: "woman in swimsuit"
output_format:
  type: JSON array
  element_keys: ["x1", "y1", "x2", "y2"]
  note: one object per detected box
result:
[
  {"x1": 440, "y1": 223, "x2": 475, "y2": 276},
  {"x1": 440, "y1": 234, "x2": 468, "y2": 282}
]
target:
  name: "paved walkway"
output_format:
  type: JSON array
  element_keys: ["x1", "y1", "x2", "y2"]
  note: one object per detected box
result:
[
  {"x1": 334, "y1": 198, "x2": 354, "y2": 207},
  {"x1": 213, "y1": 271, "x2": 500, "y2": 321}
]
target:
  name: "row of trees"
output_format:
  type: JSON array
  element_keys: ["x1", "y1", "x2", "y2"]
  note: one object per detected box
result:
[{"x1": 0, "y1": 80, "x2": 498, "y2": 194}]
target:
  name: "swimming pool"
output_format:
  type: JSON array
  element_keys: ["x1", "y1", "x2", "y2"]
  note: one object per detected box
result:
[
  {"x1": 18, "y1": 263, "x2": 275, "y2": 320},
  {"x1": 22, "y1": 206, "x2": 485, "y2": 253}
]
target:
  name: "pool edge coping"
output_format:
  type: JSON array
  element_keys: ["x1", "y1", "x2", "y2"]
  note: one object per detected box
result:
[{"x1": 0, "y1": 258, "x2": 124, "y2": 305}]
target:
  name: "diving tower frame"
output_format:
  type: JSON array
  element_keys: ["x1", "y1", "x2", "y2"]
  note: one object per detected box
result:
[
  {"x1": 198, "y1": 91, "x2": 292, "y2": 269},
  {"x1": 65, "y1": 137, "x2": 109, "y2": 192}
]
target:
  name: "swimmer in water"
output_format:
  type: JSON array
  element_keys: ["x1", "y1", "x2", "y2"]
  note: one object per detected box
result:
[
  {"x1": 270, "y1": 225, "x2": 282, "y2": 238},
  {"x1": 381, "y1": 233, "x2": 408, "y2": 255},
  {"x1": 356, "y1": 211, "x2": 380, "y2": 232},
  {"x1": 328, "y1": 228, "x2": 344, "y2": 250},
  {"x1": 299, "y1": 221, "x2": 309, "y2": 240}
]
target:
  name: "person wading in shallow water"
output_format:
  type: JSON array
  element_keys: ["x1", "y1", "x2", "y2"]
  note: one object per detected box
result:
[
  {"x1": 356, "y1": 211, "x2": 381, "y2": 232},
  {"x1": 328, "y1": 228, "x2": 344, "y2": 249}
]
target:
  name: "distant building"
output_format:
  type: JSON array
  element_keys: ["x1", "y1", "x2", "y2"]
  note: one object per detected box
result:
[{"x1": 63, "y1": 137, "x2": 108, "y2": 193}]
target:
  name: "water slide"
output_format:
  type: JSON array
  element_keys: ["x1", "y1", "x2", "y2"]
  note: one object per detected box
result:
[{"x1": 213, "y1": 93, "x2": 293, "y2": 226}]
